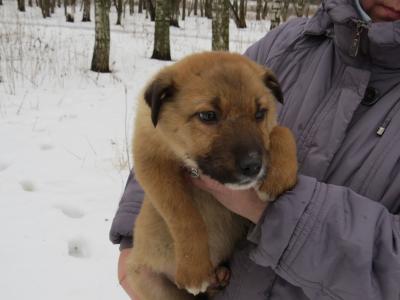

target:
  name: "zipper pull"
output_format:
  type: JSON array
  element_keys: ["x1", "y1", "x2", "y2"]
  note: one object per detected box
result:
[{"x1": 349, "y1": 20, "x2": 368, "y2": 57}]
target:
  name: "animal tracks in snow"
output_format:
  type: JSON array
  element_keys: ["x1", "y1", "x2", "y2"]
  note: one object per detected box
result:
[
  {"x1": 20, "y1": 180, "x2": 36, "y2": 192},
  {"x1": 55, "y1": 204, "x2": 85, "y2": 219},
  {"x1": 68, "y1": 238, "x2": 91, "y2": 258}
]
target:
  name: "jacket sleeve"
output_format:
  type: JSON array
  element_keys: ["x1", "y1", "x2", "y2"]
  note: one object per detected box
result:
[
  {"x1": 248, "y1": 174, "x2": 400, "y2": 300},
  {"x1": 109, "y1": 170, "x2": 144, "y2": 250}
]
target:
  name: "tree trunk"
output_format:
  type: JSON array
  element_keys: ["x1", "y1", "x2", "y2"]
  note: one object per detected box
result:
[
  {"x1": 200, "y1": 0, "x2": 204, "y2": 17},
  {"x1": 262, "y1": 0, "x2": 268, "y2": 19},
  {"x1": 129, "y1": 0, "x2": 134, "y2": 15},
  {"x1": 170, "y1": 0, "x2": 180, "y2": 27},
  {"x1": 116, "y1": 0, "x2": 123, "y2": 24},
  {"x1": 91, "y1": 0, "x2": 110, "y2": 72},
  {"x1": 152, "y1": 0, "x2": 171, "y2": 60},
  {"x1": 82, "y1": 0, "x2": 91, "y2": 21},
  {"x1": 64, "y1": 0, "x2": 67, "y2": 15},
  {"x1": 269, "y1": 0, "x2": 282, "y2": 29},
  {"x1": 194, "y1": 0, "x2": 198, "y2": 15},
  {"x1": 293, "y1": 0, "x2": 307, "y2": 17},
  {"x1": 138, "y1": 0, "x2": 143, "y2": 13},
  {"x1": 66, "y1": 0, "x2": 75, "y2": 22},
  {"x1": 28, "y1": 0, "x2": 33, "y2": 7},
  {"x1": 212, "y1": 0, "x2": 229, "y2": 51},
  {"x1": 238, "y1": 0, "x2": 246, "y2": 28},
  {"x1": 50, "y1": 0, "x2": 55, "y2": 13},
  {"x1": 233, "y1": 0, "x2": 237, "y2": 12},
  {"x1": 182, "y1": 0, "x2": 186, "y2": 20},
  {"x1": 256, "y1": 0, "x2": 262, "y2": 20},
  {"x1": 57, "y1": 0, "x2": 61, "y2": 7},
  {"x1": 281, "y1": 0, "x2": 290, "y2": 21},
  {"x1": 41, "y1": 0, "x2": 51, "y2": 17},
  {"x1": 0, "y1": 0, "x2": 3, "y2": 6},
  {"x1": 228, "y1": 0, "x2": 246, "y2": 28},
  {"x1": 146, "y1": 0, "x2": 155, "y2": 21},
  {"x1": 18, "y1": 0, "x2": 26, "y2": 12},
  {"x1": 204, "y1": 0, "x2": 212, "y2": 18}
]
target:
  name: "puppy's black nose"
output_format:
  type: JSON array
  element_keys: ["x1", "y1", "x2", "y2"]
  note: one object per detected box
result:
[{"x1": 238, "y1": 152, "x2": 262, "y2": 177}]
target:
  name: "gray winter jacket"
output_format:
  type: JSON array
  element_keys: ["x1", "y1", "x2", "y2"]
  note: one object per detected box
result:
[{"x1": 110, "y1": 0, "x2": 400, "y2": 299}]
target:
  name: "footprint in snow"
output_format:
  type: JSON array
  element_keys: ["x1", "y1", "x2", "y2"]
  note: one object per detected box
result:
[
  {"x1": 56, "y1": 205, "x2": 85, "y2": 219},
  {"x1": 0, "y1": 161, "x2": 11, "y2": 172},
  {"x1": 20, "y1": 180, "x2": 36, "y2": 192},
  {"x1": 68, "y1": 238, "x2": 91, "y2": 258},
  {"x1": 40, "y1": 143, "x2": 54, "y2": 151}
]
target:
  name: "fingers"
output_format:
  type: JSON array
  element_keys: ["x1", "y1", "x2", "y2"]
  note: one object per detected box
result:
[{"x1": 187, "y1": 173, "x2": 229, "y2": 194}]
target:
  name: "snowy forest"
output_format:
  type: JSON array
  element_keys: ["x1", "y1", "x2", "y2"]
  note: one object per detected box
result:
[{"x1": 0, "y1": 0, "x2": 319, "y2": 299}]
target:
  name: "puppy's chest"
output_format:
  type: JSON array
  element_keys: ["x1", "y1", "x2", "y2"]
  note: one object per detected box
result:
[{"x1": 192, "y1": 189, "x2": 249, "y2": 265}]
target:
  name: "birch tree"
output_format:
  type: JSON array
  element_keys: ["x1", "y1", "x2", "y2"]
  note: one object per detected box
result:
[
  {"x1": 152, "y1": 0, "x2": 171, "y2": 60},
  {"x1": 212, "y1": 0, "x2": 229, "y2": 51},
  {"x1": 91, "y1": 0, "x2": 110, "y2": 72}
]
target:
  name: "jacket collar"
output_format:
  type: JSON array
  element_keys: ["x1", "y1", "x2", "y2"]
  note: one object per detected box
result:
[{"x1": 304, "y1": 0, "x2": 400, "y2": 69}]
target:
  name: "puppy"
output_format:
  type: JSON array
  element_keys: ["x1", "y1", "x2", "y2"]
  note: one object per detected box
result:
[{"x1": 127, "y1": 52, "x2": 297, "y2": 300}]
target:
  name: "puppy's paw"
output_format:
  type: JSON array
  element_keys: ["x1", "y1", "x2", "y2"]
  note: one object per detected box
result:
[
  {"x1": 175, "y1": 260, "x2": 214, "y2": 295},
  {"x1": 259, "y1": 126, "x2": 298, "y2": 200}
]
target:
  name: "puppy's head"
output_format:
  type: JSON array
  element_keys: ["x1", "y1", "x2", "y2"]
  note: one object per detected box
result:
[{"x1": 144, "y1": 52, "x2": 283, "y2": 189}]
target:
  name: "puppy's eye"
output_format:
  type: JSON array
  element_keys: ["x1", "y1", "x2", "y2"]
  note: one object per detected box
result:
[
  {"x1": 198, "y1": 111, "x2": 218, "y2": 123},
  {"x1": 255, "y1": 109, "x2": 267, "y2": 121}
]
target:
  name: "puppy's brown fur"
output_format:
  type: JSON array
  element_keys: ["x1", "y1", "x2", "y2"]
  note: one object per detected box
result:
[{"x1": 127, "y1": 52, "x2": 297, "y2": 300}]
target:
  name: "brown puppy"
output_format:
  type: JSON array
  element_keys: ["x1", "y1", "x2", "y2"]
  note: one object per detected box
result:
[{"x1": 127, "y1": 52, "x2": 297, "y2": 300}]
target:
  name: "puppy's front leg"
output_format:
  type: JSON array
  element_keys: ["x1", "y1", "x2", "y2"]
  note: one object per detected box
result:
[
  {"x1": 258, "y1": 126, "x2": 298, "y2": 201},
  {"x1": 135, "y1": 160, "x2": 213, "y2": 295}
]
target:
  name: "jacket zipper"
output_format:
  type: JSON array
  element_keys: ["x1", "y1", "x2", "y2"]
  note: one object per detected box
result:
[{"x1": 349, "y1": 19, "x2": 369, "y2": 57}]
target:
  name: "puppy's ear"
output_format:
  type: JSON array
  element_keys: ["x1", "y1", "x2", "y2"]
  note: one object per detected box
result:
[
  {"x1": 144, "y1": 72, "x2": 176, "y2": 127},
  {"x1": 263, "y1": 71, "x2": 284, "y2": 104}
]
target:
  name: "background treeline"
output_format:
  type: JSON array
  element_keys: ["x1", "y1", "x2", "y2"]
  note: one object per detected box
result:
[{"x1": 6, "y1": 0, "x2": 321, "y2": 71}]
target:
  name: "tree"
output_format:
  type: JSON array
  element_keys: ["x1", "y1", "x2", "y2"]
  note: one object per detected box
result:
[
  {"x1": 0, "y1": 0, "x2": 3, "y2": 6},
  {"x1": 82, "y1": 0, "x2": 91, "y2": 21},
  {"x1": 204, "y1": 0, "x2": 212, "y2": 18},
  {"x1": 152, "y1": 0, "x2": 171, "y2": 60},
  {"x1": 238, "y1": 0, "x2": 246, "y2": 28},
  {"x1": 262, "y1": 0, "x2": 268, "y2": 19},
  {"x1": 41, "y1": 0, "x2": 51, "y2": 17},
  {"x1": 65, "y1": 0, "x2": 76, "y2": 22},
  {"x1": 293, "y1": 0, "x2": 308, "y2": 17},
  {"x1": 170, "y1": 0, "x2": 180, "y2": 27},
  {"x1": 146, "y1": 0, "x2": 155, "y2": 21},
  {"x1": 138, "y1": 0, "x2": 143, "y2": 13},
  {"x1": 228, "y1": 0, "x2": 246, "y2": 28},
  {"x1": 91, "y1": 0, "x2": 110, "y2": 72},
  {"x1": 269, "y1": 0, "x2": 282, "y2": 29},
  {"x1": 116, "y1": 0, "x2": 123, "y2": 25},
  {"x1": 182, "y1": 0, "x2": 186, "y2": 20},
  {"x1": 212, "y1": 0, "x2": 229, "y2": 51},
  {"x1": 194, "y1": 0, "x2": 198, "y2": 15},
  {"x1": 17, "y1": 0, "x2": 26, "y2": 12},
  {"x1": 256, "y1": 0, "x2": 262, "y2": 20},
  {"x1": 129, "y1": 0, "x2": 134, "y2": 15}
]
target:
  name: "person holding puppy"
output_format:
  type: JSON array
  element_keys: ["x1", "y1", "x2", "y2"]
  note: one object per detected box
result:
[{"x1": 110, "y1": 0, "x2": 400, "y2": 299}]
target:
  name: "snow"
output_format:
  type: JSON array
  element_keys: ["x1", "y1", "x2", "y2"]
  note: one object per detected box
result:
[{"x1": 0, "y1": 1, "x2": 270, "y2": 299}]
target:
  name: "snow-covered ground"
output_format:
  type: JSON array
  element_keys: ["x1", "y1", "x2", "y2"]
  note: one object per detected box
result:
[{"x1": 0, "y1": 1, "x2": 271, "y2": 299}]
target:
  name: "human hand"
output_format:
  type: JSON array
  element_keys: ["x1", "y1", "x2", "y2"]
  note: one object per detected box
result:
[
  {"x1": 188, "y1": 174, "x2": 268, "y2": 224},
  {"x1": 118, "y1": 248, "x2": 141, "y2": 300}
]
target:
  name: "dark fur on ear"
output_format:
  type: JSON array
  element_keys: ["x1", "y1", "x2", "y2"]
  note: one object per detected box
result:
[
  {"x1": 263, "y1": 73, "x2": 284, "y2": 104},
  {"x1": 144, "y1": 74, "x2": 176, "y2": 127}
]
